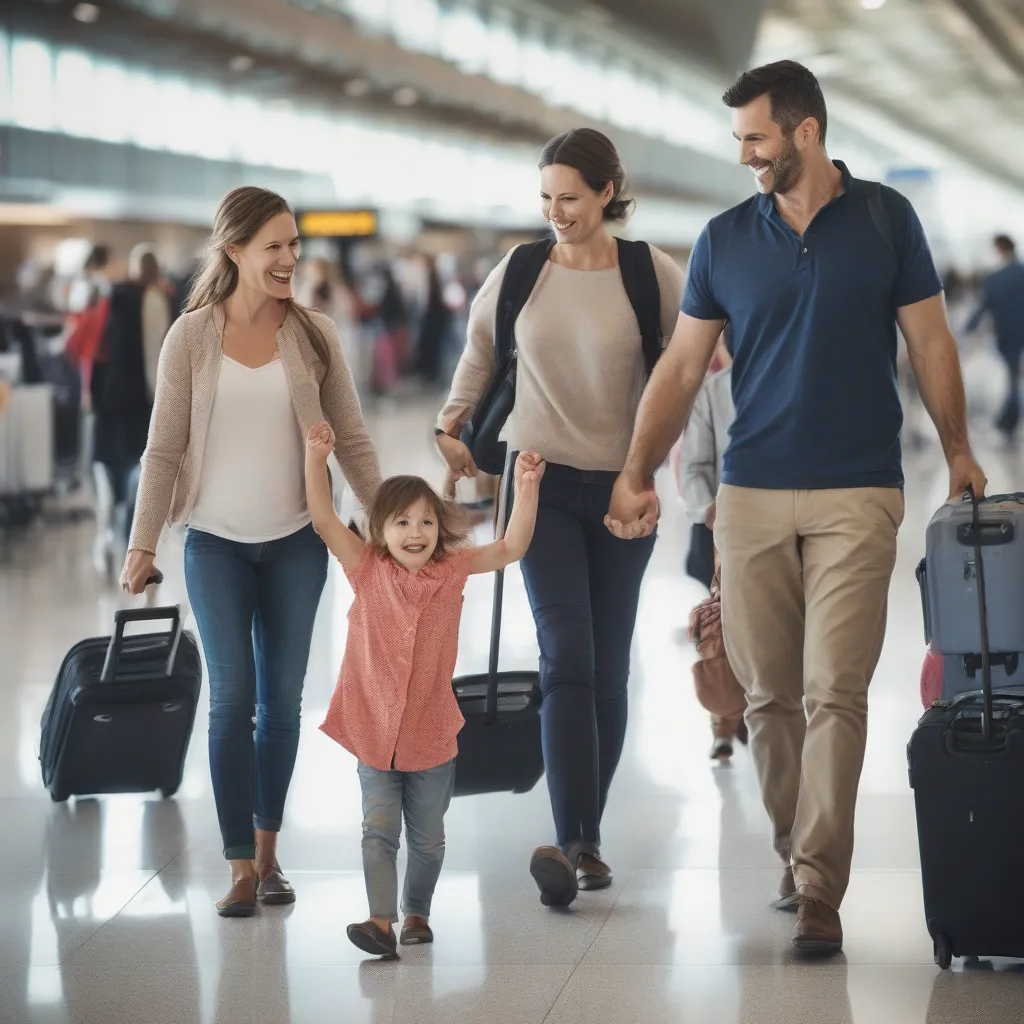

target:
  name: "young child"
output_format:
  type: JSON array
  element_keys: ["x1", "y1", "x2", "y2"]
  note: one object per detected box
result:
[{"x1": 304, "y1": 422, "x2": 544, "y2": 959}]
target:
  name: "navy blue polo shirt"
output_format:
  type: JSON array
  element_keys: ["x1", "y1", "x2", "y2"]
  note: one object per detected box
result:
[{"x1": 682, "y1": 160, "x2": 942, "y2": 490}]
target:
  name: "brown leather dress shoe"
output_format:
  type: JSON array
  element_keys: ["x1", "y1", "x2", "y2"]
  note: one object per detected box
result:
[
  {"x1": 576, "y1": 854, "x2": 613, "y2": 892},
  {"x1": 772, "y1": 865, "x2": 799, "y2": 911},
  {"x1": 257, "y1": 865, "x2": 296, "y2": 905},
  {"x1": 793, "y1": 897, "x2": 843, "y2": 953},
  {"x1": 216, "y1": 877, "x2": 258, "y2": 918}
]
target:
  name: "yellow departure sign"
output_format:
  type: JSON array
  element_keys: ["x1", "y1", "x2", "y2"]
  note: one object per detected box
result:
[{"x1": 297, "y1": 209, "x2": 379, "y2": 238}]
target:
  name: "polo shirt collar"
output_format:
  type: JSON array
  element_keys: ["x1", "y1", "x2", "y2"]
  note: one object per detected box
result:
[{"x1": 758, "y1": 159, "x2": 855, "y2": 219}]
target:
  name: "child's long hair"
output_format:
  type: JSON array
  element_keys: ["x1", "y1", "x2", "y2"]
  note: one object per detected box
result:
[{"x1": 366, "y1": 476, "x2": 469, "y2": 563}]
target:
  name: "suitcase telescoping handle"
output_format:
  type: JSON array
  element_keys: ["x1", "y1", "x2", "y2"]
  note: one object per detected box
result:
[
  {"x1": 483, "y1": 450, "x2": 518, "y2": 724},
  {"x1": 965, "y1": 485, "x2": 995, "y2": 741},
  {"x1": 100, "y1": 604, "x2": 184, "y2": 684}
]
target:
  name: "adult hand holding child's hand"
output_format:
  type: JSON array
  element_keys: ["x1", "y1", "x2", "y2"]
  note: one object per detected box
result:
[{"x1": 306, "y1": 421, "x2": 335, "y2": 460}]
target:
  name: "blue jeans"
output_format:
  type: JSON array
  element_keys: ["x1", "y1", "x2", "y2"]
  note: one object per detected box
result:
[
  {"x1": 357, "y1": 760, "x2": 456, "y2": 921},
  {"x1": 184, "y1": 523, "x2": 328, "y2": 860},
  {"x1": 520, "y1": 464, "x2": 656, "y2": 859}
]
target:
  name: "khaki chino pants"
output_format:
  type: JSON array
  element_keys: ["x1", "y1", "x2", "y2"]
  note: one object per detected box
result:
[{"x1": 715, "y1": 484, "x2": 903, "y2": 909}]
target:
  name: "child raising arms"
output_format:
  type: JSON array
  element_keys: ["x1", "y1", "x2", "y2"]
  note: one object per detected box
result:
[{"x1": 304, "y1": 422, "x2": 544, "y2": 958}]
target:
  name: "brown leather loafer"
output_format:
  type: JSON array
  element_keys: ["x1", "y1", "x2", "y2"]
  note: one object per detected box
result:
[
  {"x1": 257, "y1": 865, "x2": 296, "y2": 905},
  {"x1": 400, "y1": 917, "x2": 434, "y2": 945},
  {"x1": 793, "y1": 897, "x2": 843, "y2": 953},
  {"x1": 530, "y1": 846, "x2": 578, "y2": 907},
  {"x1": 347, "y1": 920, "x2": 398, "y2": 958},
  {"x1": 216, "y1": 877, "x2": 258, "y2": 918},
  {"x1": 576, "y1": 853, "x2": 613, "y2": 892},
  {"x1": 772, "y1": 865, "x2": 799, "y2": 911}
]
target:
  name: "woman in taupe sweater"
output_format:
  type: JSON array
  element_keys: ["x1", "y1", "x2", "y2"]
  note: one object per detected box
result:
[
  {"x1": 436, "y1": 130, "x2": 685, "y2": 907},
  {"x1": 122, "y1": 187, "x2": 381, "y2": 916}
]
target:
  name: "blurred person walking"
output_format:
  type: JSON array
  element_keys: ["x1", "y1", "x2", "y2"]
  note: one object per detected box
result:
[
  {"x1": 413, "y1": 255, "x2": 454, "y2": 388},
  {"x1": 90, "y1": 246, "x2": 172, "y2": 571},
  {"x1": 965, "y1": 234, "x2": 1024, "y2": 441},
  {"x1": 67, "y1": 244, "x2": 112, "y2": 315},
  {"x1": 675, "y1": 331, "x2": 747, "y2": 761},
  {"x1": 435, "y1": 129, "x2": 685, "y2": 907},
  {"x1": 607, "y1": 61, "x2": 985, "y2": 953},
  {"x1": 120, "y1": 186, "x2": 382, "y2": 917},
  {"x1": 299, "y1": 257, "x2": 363, "y2": 394},
  {"x1": 368, "y1": 264, "x2": 409, "y2": 395}
]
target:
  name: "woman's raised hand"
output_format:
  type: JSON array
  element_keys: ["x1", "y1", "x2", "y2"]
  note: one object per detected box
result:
[{"x1": 436, "y1": 431, "x2": 478, "y2": 483}]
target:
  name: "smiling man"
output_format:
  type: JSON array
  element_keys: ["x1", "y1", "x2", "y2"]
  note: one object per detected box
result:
[{"x1": 606, "y1": 60, "x2": 986, "y2": 954}]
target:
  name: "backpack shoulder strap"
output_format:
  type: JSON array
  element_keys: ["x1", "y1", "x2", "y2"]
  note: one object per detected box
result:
[
  {"x1": 849, "y1": 177, "x2": 897, "y2": 259},
  {"x1": 494, "y1": 239, "x2": 555, "y2": 366},
  {"x1": 616, "y1": 238, "x2": 663, "y2": 376}
]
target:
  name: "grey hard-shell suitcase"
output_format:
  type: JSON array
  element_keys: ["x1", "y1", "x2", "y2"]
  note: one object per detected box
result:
[
  {"x1": 937, "y1": 651, "x2": 1024, "y2": 702},
  {"x1": 918, "y1": 493, "x2": 1024, "y2": 654}
]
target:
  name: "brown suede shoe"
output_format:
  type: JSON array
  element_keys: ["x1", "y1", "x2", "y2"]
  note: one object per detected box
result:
[
  {"x1": 530, "y1": 846, "x2": 578, "y2": 907},
  {"x1": 793, "y1": 897, "x2": 843, "y2": 953},
  {"x1": 772, "y1": 865, "x2": 799, "y2": 912}
]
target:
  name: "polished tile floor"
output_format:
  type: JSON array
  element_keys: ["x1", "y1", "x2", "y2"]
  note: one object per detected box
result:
[{"x1": 2, "y1": 385, "x2": 1023, "y2": 1024}]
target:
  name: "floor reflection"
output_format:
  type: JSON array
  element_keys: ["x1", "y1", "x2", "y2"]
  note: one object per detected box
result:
[{"x1": 2, "y1": 393, "x2": 1024, "y2": 1022}]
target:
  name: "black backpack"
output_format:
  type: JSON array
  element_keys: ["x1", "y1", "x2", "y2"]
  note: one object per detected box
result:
[
  {"x1": 849, "y1": 177, "x2": 898, "y2": 257},
  {"x1": 460, "y1": 236, "x2": 663, "y2": 476}
]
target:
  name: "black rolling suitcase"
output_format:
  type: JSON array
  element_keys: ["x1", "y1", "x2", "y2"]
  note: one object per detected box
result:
[
  {"x1": 908, "y1": 487, "x2": 1024, "y2": 969},
  {"x1": 451, "y1": 455, "x2": 544, "y2": 797},
  {"x1": 40, "y1": 605, "x2": 202, "y2": 802}
]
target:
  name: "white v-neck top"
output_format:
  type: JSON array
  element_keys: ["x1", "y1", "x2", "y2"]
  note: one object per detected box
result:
[{"x1": 188, "y1": 355, "x2": 310, "y2": 544}]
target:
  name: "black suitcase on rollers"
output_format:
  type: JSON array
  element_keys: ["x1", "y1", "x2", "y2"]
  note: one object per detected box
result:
[
  {"x1": 40, "y1": 605, "x2": 202, "y2": 802},
  {"x1": 908, "y1": 487, "x2": 1024, "y2": 969},
  {"x1": 451, "y1": 454, "x2": 544, "y2": 797}
]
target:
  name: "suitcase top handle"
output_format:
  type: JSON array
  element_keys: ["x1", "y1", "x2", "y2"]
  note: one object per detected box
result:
[
  {"x1": 965, "y1": 485, "x2": 996, "y2": 742},
  {"x1": 958, "y1": 491, "x2": 1024, "y2": 506},
  {"x1": 100, "y1": 605, "x2": 184, "y2": 684}
]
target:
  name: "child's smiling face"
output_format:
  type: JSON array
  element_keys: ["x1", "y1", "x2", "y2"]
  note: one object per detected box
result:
[{"x1": 383, "y1": 498, "x2": 440, "y2": 572}]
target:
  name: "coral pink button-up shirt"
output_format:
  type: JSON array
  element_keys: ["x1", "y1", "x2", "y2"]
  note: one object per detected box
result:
[{"x1": 320, "y1": 550, "x2": 471, "y2": 772}]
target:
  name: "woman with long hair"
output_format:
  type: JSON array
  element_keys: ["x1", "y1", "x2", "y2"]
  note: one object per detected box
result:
[
  {"x1": 435, "y1": 129, "x2": 685, "y2": 906},
  {"x1": 121, "y1": 186, "x2": 382, "y2": 917}
]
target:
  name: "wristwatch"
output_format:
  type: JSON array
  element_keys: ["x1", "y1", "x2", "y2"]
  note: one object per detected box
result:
[{"x1": 434, "y1": 427, "x2": 457, "y2": 438}]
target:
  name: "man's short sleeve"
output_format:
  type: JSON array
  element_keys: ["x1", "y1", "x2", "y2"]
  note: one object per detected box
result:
[
  {"x1": 681, "y1": 225, "x2": 727, "y2": 321},
  {"x1": 893, "y1": 198, "x2": 943, "y2": 309}
]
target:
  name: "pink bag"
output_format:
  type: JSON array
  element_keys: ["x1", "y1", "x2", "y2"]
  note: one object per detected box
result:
[
  {"x1": 920, "y1": 644, "x2": 943, "y2": 709},
  {"x1": 687, "y1": 568, "x2": 747, "y2": 719},
  {"x1": 371, "y1": 330, "x2": 398, "y2": 392}
]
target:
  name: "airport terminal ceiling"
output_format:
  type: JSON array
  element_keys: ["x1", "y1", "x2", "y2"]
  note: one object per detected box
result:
[{"x1": 9, "y1": 0, "x2": 1024, "y2": 252}]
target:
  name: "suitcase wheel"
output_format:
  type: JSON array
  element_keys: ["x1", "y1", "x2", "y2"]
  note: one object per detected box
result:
[
  {"x1": 49, "y1": 790, "x2": 69, "y2": 803},
  {"x1": 160, "y1": 787, "x2": 178, "y2": 800},
  {"x1": 933, "y1": 934, "x2": 953, "y2": 970}
]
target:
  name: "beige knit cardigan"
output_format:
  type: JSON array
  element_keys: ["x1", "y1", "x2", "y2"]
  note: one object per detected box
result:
[{"x1": 128, "y1": 303, "x2": 381, "y2": 554}]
